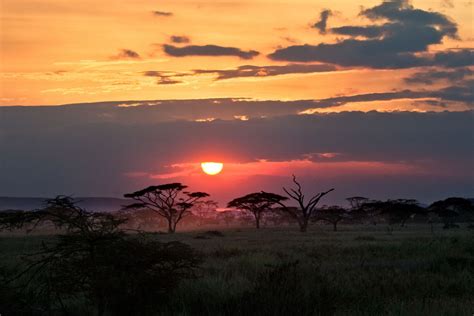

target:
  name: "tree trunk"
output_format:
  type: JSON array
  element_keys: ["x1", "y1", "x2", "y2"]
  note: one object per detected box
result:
[
  {"x1": 299, "y1": 220, "x2": 308, "y2": 232},
  {"x1": 168, "y1": 220, "x2": 175, "y2": 233},
  {"x1": 333, "y1": 222, "x2": 337, "y2": 232},
  {"x1": 256, "y1": 216, "x2": 260, "y2": 229}
]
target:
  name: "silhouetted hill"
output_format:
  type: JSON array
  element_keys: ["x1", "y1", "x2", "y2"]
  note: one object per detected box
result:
[{"x1": 0, "y1": 197, "x2": 128, "y2": 212}]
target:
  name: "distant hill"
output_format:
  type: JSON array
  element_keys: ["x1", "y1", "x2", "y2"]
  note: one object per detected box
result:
[{"x1": 0, "y1": 197, "x2": 128, "y2": 212}]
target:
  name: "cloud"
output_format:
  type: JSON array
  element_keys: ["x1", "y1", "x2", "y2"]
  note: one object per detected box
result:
[
  {"x1": 0, "y1": 107, "x2": 472, "y2": 202},
  {"x1": 163, "y1": 44, "x2": 259, "y2": 59},
  {"x1": 405, "y1": 67, "x2": 473, "y2": 85},
  {"x1": 157, "y1": 77, "x2": 182, "y2": 85},
  {"x1": 110, "y1": 49, "x2": 141, "y2": 60},
  {"x1": 433, "y1": 49, "x2": 474, "y2": 68},
  {"x1": 170, "y1": 35, "x2": 190, "y2": 44},
  {"x1": 330, "y1": 25, "x2": 385, "y2": 38},
  {"x1": 269, "y1": 0, "x2": 466, "y2": 69},
  {"x1": 143, "y1": 70, "x2": 184, "y2": 85},
  {"x1": 429, "y1": 79, "x2": 473, "y2": 103},
  {"x1": 314, "y1": 9, "x2": 332, "y2": 34},
  {"x1": 362, "y1": 0, "x2": 458, "y2": 38},
  {"x1": 304, "y1": 80, "x2": 474, "y2": 111},
  {"x1": 152, "y1": 11, "x2": 173, "y2": 17},
  {"x1": 193, "y1": 63, "x2": 337, "y2": 80}
]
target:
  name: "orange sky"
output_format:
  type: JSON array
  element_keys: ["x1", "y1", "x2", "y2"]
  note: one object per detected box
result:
[{"x1": 1, "y1": 0, "x2": 472, "y2": 108}]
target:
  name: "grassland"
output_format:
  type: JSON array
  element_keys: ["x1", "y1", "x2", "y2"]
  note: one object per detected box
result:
[{"x1": 1, "y1": 224, "x2": 473, "y2": 315}]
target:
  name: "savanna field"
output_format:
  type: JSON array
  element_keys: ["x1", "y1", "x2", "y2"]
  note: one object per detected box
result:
[{"x1": 1, "y1": 224, "x2": 473, "y2": 316}]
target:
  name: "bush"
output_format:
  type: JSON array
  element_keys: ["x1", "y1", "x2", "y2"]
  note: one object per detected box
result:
[{"x1": 0, "y1": 197, "x2": 203, "y2": 316}]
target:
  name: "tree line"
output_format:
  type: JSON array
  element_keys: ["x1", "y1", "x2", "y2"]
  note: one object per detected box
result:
[
  {"x1": 121, "y1": 175, "x2": 474, "y2": 233},
  {"x1": 1, "y1": 176, "x2": 472, "y2": 235}
]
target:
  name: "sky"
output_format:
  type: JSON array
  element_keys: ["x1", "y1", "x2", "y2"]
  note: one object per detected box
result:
[{"x1": 0, "y1": 0, "x2": 473, "y2": 205}]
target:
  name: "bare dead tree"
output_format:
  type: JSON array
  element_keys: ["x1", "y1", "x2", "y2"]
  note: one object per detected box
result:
[
  {"x1": 264, "y1": 175, "x2": 334, "y2": 232},
  {"x1": 123, "y1": 183, "x2": 209, "y2": 233}
]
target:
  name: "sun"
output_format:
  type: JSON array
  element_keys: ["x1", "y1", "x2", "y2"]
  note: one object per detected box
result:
[{"x1": 201, "y1": 162, "x2": 224, "y2": 175}]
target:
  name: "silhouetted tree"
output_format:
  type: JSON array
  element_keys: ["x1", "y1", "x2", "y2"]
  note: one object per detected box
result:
[
  {"x1": 121, "y1": 208, "x2": 163, "y2": 231},
  {"x1": 0, "y1": 196, "x2": 202, "y2": 315},
  {"x1": 216, "y1": 210, "x2": 237, "y2": 227},
  {"x1": 264, "y1": 175, "x2": 334, "y2": 232},
  {"x1": 227, "y1": 192, "x2": 288, "y2": 229},
  {"x1": 192, "y1": 200, "x2": 219, "y2": 227},
  {"x1": 342, "y1": 196, "x2": 371, "y2": 224},
  {"x1": 123, "y1": 183, "x2": 209, "y2": 233},
  {"x1": 0, "y1": 195, "x2": 126, "y2": 234},
  {"x1": 314, "y1": 206, "x2": 348, "y2": 231},
  {"x1": 362, "y1": 199, "x2": 426, "y2": 227},
  {"x1": 429, "y1": 197, "x2": 474, "y2": 229},
  {"x1": 346, "y1": 196, "x2": 369, "y2": 210}
]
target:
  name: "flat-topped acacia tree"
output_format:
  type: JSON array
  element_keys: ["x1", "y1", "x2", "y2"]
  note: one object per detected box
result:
[
  {"x1": 123, "y1": 183, "x2": 209, "y2": 233},
  {"x1": 314, "y1": 206, "x2": 348, "y2": 232},
  {"x1": 227, "y1": 192, "x2": 288, "y2": 229}
]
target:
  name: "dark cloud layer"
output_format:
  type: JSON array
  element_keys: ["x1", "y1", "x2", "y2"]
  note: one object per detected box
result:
[
  {"x1": 193, "y1": 63, "x2": 337, "y2": 80},
  {"x1": 311, "y1": 80, "x2": 473, "y2": 108},
  {"x1": 405, "y1": 67, "x2": 473, "y2": 85},
  {"x1": 163, "y1": 44, "x2": 259, "y2": 59},
  {"x1": 269, "y1": 0, "x2": 471, "y2": 69},
  {"x1": 0, "y1": 106, "x2": 472, "y2": 202},
  {"x1": 433, "y1": 49, "x2": 474, "y2": 68}
]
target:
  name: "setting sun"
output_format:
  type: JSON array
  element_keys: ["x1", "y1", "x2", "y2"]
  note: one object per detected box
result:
[{"x1": 201, "y1": 162, "x2": 224, "y2": 175}]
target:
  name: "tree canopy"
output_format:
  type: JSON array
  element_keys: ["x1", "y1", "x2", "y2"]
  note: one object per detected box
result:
[
  {"x1": 124, "y1": 183, "x2": 210, "y2": 233},
  {"x1": 227, "y1": 192, "x2": 287, "y2": 229}
]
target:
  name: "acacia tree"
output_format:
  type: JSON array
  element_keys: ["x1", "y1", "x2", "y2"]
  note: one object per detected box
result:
[
  {"x1": 314, "y1": 206, "x2": 347, "y2": 231},
  {"x1": 123, "y1": 183, "x2": 209, "y2": 233},
  {"x1": 429, "y1": 197, "x2": 474, "y2": 229},
  {"x1": 362, "y1": 199, "x2": 426, "y2": 227},
  {"x1": 264, "y1": 175, "x2": 334, "y2": 232},
  {"x1": 346, "y1": 196, "x2": 369, "y2": 210},
  {"x1": 227, "y1": 192, "x2": 288, "y2": 229}
]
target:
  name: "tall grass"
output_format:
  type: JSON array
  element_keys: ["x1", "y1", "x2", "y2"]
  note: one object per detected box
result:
[{"x1": 1, "y1": 225, "x2": 473, "y2": 315}]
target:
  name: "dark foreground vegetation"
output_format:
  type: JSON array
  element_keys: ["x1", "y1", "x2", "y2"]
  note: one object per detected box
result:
[{"x1": 1, "y1": 226, "x2": 474, "y2": 315}]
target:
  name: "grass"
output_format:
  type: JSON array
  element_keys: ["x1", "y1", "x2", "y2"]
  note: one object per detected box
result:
[{"x1": 1, "y1": 224, "x2": 474, "y2": 315}]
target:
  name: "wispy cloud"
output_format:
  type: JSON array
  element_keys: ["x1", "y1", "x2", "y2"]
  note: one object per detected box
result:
[
  {"x1": 193, "y1": 63, "x2": 337, "y2": 80},
  {"x1": 152, "y1": 10, "x2": 173, "y2": 17},
  {"x1": 170, "y1": 35, "x2": 191, "y2": 44},
  {"x1": 110, "y1": 49, "x2": 141, "y2": 60},
  {"x1": 163, "y1": 44, "x2": 259, "y2": 59}
]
